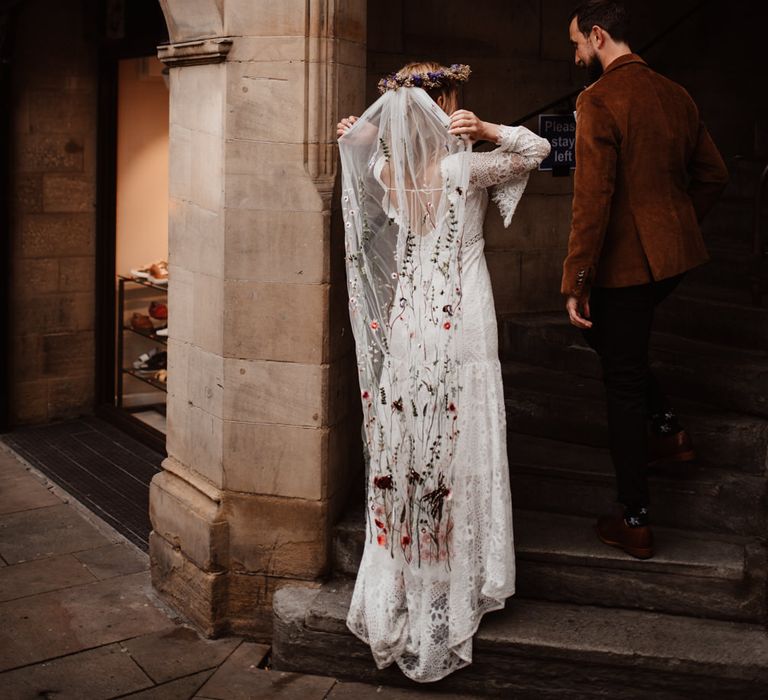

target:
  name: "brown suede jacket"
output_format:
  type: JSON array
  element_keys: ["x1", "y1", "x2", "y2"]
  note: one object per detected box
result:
[{"x1": 561, "y1": 54, "x2": 729, "y2": 297}]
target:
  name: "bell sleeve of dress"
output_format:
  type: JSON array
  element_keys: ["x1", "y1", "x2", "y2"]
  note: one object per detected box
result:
[{"x1": 469, "y1": 125, "x2": 551, "y2": 227}]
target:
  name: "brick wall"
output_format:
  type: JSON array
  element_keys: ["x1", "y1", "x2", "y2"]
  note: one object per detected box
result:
[{"x1": 10, "y1": 0, "x2": 98, "y2": 424}]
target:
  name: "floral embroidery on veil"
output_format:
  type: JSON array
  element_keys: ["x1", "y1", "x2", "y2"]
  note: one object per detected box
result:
[{"x1": 343, "y1": 108, "x2": 470, "y2": 571}]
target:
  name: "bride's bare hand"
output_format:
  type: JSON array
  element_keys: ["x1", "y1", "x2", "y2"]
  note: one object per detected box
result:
[
  {"x1": 337, "y1": 115, "x2": 359, "y2": 138},
  {"x1": 448, "y1": 110, "x2": 500, "y2": 143}
]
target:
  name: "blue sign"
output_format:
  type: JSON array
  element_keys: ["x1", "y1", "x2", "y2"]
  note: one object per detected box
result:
[{"x1": 538, "y1": 113, "x2": 576, "y2": 172}]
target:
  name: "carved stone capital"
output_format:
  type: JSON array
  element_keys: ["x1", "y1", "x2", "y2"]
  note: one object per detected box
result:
[{"x1": 157, "y1": 37, "x2": 233, "y2": 68}]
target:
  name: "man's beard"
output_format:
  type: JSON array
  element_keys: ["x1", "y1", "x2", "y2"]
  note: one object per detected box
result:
[{"x1": 585, "y1": 54, "x2": 604, "y2": 84}]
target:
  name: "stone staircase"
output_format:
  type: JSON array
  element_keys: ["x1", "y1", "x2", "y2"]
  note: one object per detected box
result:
[{"x1": 271, "y1": 159, "x2": 768, "y2": 696}]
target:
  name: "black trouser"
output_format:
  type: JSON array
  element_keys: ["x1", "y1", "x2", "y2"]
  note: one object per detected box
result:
[{"x1": 581, "y1": 275, "x2": 683, "y2": 509}]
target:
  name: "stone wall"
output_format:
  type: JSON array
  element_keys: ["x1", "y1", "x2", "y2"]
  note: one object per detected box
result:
[
  {"x1": 636, "y1": 1, "x2": 767, "y2": 159},
  {"x1": 9, "y1": 0, "x2": 98, "y2": 424},
  {"x1": 366, "y1": 0, "x2": 579, "y2": 315},
  {"x1": 365, "y1": 0, "x2": 763, "y2": 316}
]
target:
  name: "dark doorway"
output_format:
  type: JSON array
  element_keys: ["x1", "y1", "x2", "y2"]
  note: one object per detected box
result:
[{"x1": 94, "y1": 0, "x2": 169, "y2": 454}]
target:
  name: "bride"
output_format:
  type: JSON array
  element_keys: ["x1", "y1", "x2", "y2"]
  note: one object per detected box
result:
[{"x1": 337, "y1": 61, "x2": 550, "y2": 682}]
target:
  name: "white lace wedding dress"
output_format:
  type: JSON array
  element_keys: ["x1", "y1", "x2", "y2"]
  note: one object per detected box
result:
[{"x1": 341, "y1": 97, "x2": 550, "y2": 682}]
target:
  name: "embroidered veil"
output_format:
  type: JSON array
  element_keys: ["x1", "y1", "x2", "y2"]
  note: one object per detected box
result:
[{"x1": 340, "y1": 86, "x2": 471, "y2": 569}]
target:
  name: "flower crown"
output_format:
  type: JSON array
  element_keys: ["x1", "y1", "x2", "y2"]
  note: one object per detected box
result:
[{"x1": 377, "y1": 63, "x2": 471, "y2": 94}]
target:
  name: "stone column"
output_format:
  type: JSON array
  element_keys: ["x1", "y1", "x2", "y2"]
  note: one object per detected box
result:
[{"x1": 150, "y1": 0, "x2": 366, "y2": 639}]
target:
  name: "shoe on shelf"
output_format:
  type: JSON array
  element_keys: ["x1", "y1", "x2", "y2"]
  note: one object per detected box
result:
[
  {"x1": 133, "y1": 348, "x2": 167, "y2": 373},
  {"x1": 130, "y1": 312, "x2": 154, "y2": 333},
  {"x1": 149, "y1": 301, "x2": 167, "y2": 320},
  {"x1": 595, "y1": 514, "x2": 654, "y2": 560},
  {"x1": 130, "y1": 263, "x2": 152, "y2": 279},
  {"x1": 154, "y1": 369, "x2": 167, "y2": 384},
  {"x1": 155, "y1": 326, "x2": 168, "y2": 337},
  {"x1": 648, "y1": 429, "x2": 696, "y2": 466},
  {"x1": 148, "y1": 261, "x2": 169, "y2": 285},
  {"x1": 130, "y1": 260, "x2": 164, "y2": 280},
  {"x1": 132, "y1": 347, "x2": 158, "y2": 370}
]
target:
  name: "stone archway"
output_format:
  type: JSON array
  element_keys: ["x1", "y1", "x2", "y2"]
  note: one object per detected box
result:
[
  {"x1": 158, "y1": 0, "x2": 224, "y2": 43},
  {"x1": 149, "y1": 0, "x2": 366, "y2": 639}
]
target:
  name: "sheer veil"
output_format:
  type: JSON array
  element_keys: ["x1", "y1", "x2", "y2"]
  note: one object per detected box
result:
[{"x1": 340, "y1": 87, "x2": 471, "y2": 569}]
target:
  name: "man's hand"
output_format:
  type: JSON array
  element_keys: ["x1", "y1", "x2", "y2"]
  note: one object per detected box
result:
[
  {"x1": 566, "y1": 295, "x2": 592, "y2": 329},
  {"x1": 337, "y1": 115, "x2": 359, "y2": 139}
]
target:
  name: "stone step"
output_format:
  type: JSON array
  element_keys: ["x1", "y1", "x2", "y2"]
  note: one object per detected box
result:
[
  {"x1": 676, "y1": 278, "x2": 767, "y2": 308},
  {"x1": 701, "y1": 199, "x2": 754, "y2": 244},
  {"x1": 654, "y1": 289, "x2": 768, "y2": 349},
  {"x1": 499, "y1": 312, "x2": 768, "y2": 418},
  {"x1": 512, "y1": 510, "x2": 765, "y2": 623},
  {"x1": 273, "y1": 584, "x2": 768, "y2": 698},
  {"x1": 331, "y1": 509, "x2": 765, "y2": 623},
  {"x1": 507, "y1": 432, "x2": 768, "y2": 536},
  {"x1": 723, "y1": 155, "x2": 768, "y2": 200},
  {"x1": 501, "y1": 361, "x2": 768, "y2": 475},
  {"x1": 686, "y1": 246, "x2": 761, "y2": 291},
  {"x1": 651, "y1": 334, "x2": 768, "y2": 418}
]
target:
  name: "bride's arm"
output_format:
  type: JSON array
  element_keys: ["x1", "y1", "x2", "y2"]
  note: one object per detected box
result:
[
  {"x1": 448, "y1": 110, "x2": 550, "y2": 188},
  {"x1": 468, "y1": 125, "x2": 551, "y2": 189}
]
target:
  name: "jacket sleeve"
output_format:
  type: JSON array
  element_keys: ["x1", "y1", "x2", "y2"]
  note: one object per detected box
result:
[
  {"x1": 687, "y1": 120, "x2": 728, "y2": 221},
  {"x1": 561, "y1": 91, "x2": 620, "y2": 297}
]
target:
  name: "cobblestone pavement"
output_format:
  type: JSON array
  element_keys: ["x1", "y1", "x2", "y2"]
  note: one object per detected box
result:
[{"x1": 0, "y1": 444, "x2": 478, "y2": 700}]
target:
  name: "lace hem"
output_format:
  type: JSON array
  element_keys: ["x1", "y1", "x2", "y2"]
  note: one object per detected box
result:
[
  {"x1": 492, "y1": 176, "x2": 530, "y2": 227},
  {"x1": 347, "y1": 593, "x2": 512, "y2": 683}
]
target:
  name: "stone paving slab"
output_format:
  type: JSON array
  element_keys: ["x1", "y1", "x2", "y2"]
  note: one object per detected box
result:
[
  {"x1": 0, "y1": 450, "x2": 61, "y2": 516},
  {"x1": 0, "y1": 444, "x2": 498, "y2": 700},
  {"x1": 0, "y1": 642, "x2": 153, "y2": 699},
  {"x1": 195, "y1": 642, "x2": 321, "y2": 699},
  {"x1": 0, "y1": 553, "x2": 97, "y2": 602},
  {"x1": 0, "y1": 503, "x2": 114, "y2": 564},
  {"x1": 120, "y1": 669, "x2": 214, "y2": 699},
  {"x1": 121, "y1": 626, "x2": 242, "y2": 684},
  {"x1": 0, "y1": 570, "x2": 174, "y2": 671},
  {"x1": 73, "y1": 542, "x2": 149, "y2": 580}
]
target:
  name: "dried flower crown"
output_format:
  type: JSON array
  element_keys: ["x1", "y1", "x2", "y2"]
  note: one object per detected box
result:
[{"x1": 377, "y1": 63, "x2": 471, "y2": 94}]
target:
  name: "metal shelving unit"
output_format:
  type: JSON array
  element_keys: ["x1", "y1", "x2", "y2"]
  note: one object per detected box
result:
[{"x1": 116, "y1": 275, "x2": 168, "y2": 425}]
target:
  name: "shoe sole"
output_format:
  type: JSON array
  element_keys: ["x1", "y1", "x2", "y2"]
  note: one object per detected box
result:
[
  {"x1": 648, "y1": 449, "x2": 696, "y2": 467},
  {"x1": 594, "y1": 525, "x2": 654, "y2": 560}
]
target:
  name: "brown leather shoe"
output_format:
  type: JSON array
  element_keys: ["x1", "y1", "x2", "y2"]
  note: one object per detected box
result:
[
  {"x1": 130, "y1": 312, "x2": 154, "y2": 333},
  {"x1": 595, "y1": 514, "x2": 654, "y2": 559},
  {"x1": 648, "y1": 429, "x2": 696, "y2": 466}
]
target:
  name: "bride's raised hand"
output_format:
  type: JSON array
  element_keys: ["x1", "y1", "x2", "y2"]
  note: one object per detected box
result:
[
  {"x1": 448, "y1": 110, "x2": 500, "y2": 144},
  {"x1": 337, "y1": 115, "x2": 359, "y2": 139}
]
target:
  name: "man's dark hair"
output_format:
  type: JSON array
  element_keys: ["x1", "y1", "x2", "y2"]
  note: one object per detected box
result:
[{"x1": 569, "y1": 1, "x2": 630, "y2": 42}]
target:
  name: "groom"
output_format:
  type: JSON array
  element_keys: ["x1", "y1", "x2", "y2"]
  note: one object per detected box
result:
[{"x1": 561, "y1": 1, "x2": 728, "y2": 558}]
